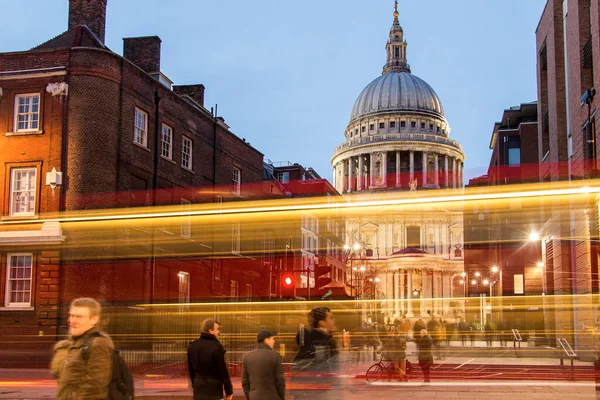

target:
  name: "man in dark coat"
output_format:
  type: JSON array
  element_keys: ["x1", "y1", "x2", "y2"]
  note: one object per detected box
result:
[
  {"x1": 187, "y1": 319, "x2": 233, "y2": 400},
  {"x1": 242, "y1": 330, "x2": 285, "y2": 400},
  {"x1": 415, "y1": 329, "x2": 434, "y2": 383},
  {"x1": 292, "y1": 307, "x2": 340, "y2": 399}
]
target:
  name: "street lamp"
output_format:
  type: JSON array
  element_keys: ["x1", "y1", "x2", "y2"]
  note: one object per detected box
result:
[{"x1": 344, "y1": 243, "x2": 361, "y2": 297}]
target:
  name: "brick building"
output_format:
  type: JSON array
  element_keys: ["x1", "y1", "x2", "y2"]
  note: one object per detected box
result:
[
  {"x1": 464, "y1": 102, "x2": 543, "y2": 331},
  {"x1": 0, "y1": 0, "x2": 272, "y2": 350},
  {"x1": 536, "y1": 0, "x2": 600, "y2": 352}
]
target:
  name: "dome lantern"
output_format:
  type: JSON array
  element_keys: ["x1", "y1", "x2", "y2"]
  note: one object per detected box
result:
[{"x1": 383, "y1": 0, "x2": 410, "y2": 74}]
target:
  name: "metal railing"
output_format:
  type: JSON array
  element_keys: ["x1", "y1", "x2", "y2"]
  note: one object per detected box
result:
[
  {"x1": 557, "y1": 338, "x2": 577, "y2": 379},
  {"x1": 511, "y1": 328, "x2": 522, "y2": 348}
]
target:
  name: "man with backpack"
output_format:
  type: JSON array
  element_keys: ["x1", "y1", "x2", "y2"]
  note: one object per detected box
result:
[{"x1": 51, "y1": 297, "x2": 133, "y2": 400}]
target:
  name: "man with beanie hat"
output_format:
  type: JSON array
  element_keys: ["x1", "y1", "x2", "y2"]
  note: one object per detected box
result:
[{"x1": 241, "y1": 329, "x2": 286, "y2": 400}]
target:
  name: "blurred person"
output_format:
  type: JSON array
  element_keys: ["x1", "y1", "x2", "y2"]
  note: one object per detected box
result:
[
  {"x1": 242, "y1": 330, "x2": 285, "y2": 400},
  {"x1": 439, "y1": 320, "x2": 448, "y2": 346},
  {"x1": 51, "y1": 297, "x2": 114, "y2": 400},
  {"x1": 458, "y1": 318, "x2": 468, "y2": 346},
  {"x1": 187, "y1": 319, "x2": 233, "y2": 400},
  {"x1": 485, "y1": 321, "x2": 494, "y2": 347},
  {"x1": 382, "y1": 332, "x2": 408, "y2": 381},
  {"x1": 416, "y1": 329, "x2": 434, "y2": 383},
  {"x1": 398, "y1": 315, "x2": 411, "y2": 339},
  {"x1": 292, "y1": 307, "x2": 340, "y2": 399},
  {"x1": 427, "y1": 317, "x2": 441, "y2": 359},
  {"x1": 294, "y1": 307, "x2": 338, "y2": 366},
  {"x1": 413, "y1": 318, "x2": 426, "y2": 338},
  {"x1": 342, "y1": 329, "x2": 350, "y2": 350}
]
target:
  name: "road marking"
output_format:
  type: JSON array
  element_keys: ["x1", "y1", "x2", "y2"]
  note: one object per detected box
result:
[{"x1": 453, "y1": 358, "x2": 476, "y2": 369}]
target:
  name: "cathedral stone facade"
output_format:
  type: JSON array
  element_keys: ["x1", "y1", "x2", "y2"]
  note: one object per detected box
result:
[{"x1": 331, "y1": 2, "x2": 466, "y2": 321}]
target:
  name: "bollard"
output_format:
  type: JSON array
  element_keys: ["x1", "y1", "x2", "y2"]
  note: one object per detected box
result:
[{"x1": 594, "y1": 351, "x2": 600, "y2": 391}]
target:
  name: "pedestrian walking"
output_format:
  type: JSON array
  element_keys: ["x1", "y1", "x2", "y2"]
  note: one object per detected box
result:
[
  {"x1": 458, "y1": 318, "x2": 468, "y2": 346},
  {"x1": 292, "y1": 307, "x2": 340, "y2": 399},
  {"x1": 413, "y1": 318, "x2": 426, "y2": 338},
  {"x1": 416, "y1": 329, "x2": 434, "y2": 383},
  {"x1": 398, "y1": 315, "x2": 411, "y2": 339},
  {"x1": 50, "y1": 297, "x2": 115, "y2": 400},
  {"x1": 382, "y1": 332, "x2": 408, "y2": 381},
  {"x1": 187, "y1": 319, "x2": 233, "y2": 400},
  {"x1": 242, "y1": 330, "x2": 285, "y2": 400}
]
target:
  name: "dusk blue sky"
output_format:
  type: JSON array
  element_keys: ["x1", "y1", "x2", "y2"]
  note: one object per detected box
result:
[{"x1": 1, "y1": 0, "x2": 547, "y2": 184}]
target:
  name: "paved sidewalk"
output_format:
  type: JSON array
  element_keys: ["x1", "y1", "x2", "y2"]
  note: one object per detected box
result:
[
  {"x1": 0, "y1": 346, "x2": 597, "y2": 399},
  {"x1": 1, "y1": 361, "x2": 600, "y2": 400}
]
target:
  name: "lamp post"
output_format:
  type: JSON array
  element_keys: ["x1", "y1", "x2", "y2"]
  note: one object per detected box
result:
[{"x1": 344, "y1": 242, "x2": 361, "y2": 298}]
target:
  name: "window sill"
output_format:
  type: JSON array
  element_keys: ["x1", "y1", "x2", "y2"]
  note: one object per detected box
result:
[
  {"x1": 0, "y1": 306, "x2": 34, "y2": 311},
  {"x1": 133, "y1": 142, "x2": 151, "y2": 151},
  {"x1": 161, "y1": 156, "x2": 176, "y2": 164},
  {"x1": 1, "y1": 215, "x2": 39, "y2": 221},
  {"x1": 5, "y1": 130, "x2": 44, "y2": 136},
  {"x1": 181, "y1": 166, "x2": 195, "y2": 174}
]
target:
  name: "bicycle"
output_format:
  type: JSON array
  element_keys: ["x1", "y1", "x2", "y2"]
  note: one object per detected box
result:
[{"x1": 365, "y1": 353, "x2": 412, "y2": 383}]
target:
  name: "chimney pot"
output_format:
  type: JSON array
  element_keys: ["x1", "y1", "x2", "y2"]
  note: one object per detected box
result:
[
  {"x1": 123, "y1": 36, "x2": 162, "y2": 73},
  {"x1": 173, "y1": 84, "x2": 205, "y2": 107},
  {"x1": 69, "y1": 0, "x2": 107, "y2": 44}
]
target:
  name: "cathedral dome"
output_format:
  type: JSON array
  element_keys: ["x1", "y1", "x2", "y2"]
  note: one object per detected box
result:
[{"x1": 350, "y1": 71, "x2": 445, "y2": 122}]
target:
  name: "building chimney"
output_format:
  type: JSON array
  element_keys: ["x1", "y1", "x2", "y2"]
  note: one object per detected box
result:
[
  {"x1": 173, "y1": 85, "x2": 205, "y2": 107},
  {"x1": 69, "y1": 0, "x2": 107, "y2": 44},
  {"x1": 123, "y1": 36, "x2": 162, "y2": 73}
]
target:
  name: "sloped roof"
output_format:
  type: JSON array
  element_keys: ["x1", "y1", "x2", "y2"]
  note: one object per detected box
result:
[{"x1": 32, "y1": 25, "x2": 107, "y2": 51}]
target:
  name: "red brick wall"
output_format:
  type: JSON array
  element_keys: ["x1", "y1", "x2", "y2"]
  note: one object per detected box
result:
[{"x1": 536, "y1": 0, "x2": 569, "y2": 181}]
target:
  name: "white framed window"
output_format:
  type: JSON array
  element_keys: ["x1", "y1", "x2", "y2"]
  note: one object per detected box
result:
[
  {"x1": 10, "y1": 167, "x2": 37, "y2": 217},
  {"x1": 5, "y1": 254, "x2": 33, "y2": 307},
  {"x1": 134, "y1": 108, "x2": 148, "y2": 147},
  {"x1": 14, "y1": 94, "x2": 40, "y2": 132},
  {"x1": 232, "y1": 222, "x2": 241, "y2": 254},
  {"x1": 161, "y1": 123, "x2": 172, "y2": 159},
  {"x1": 230, "y1": 280, "x2": 239, "y2": 300},
  {"x1": 233, "y1": 167, "x2": 241, "y2": 195},
  {"x1": 182, "y1": 136, "x2": 193, "y2": 170},
  {"x1": 277, "y1": 172, "x2": 289, "y2": 183},
  {"x1": 181, "y1": 198, "x2": 191, "y2": 238},
  {"x1": 178, "y1": 271, "x2": 190, "y2": 303},
  {"x1": 514, "y1": 274, "x2": 524, "y2": 294}
]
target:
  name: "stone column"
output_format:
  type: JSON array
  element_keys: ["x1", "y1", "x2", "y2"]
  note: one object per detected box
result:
[
  {"x1": 399, "y1": 270, "x2": 405, "y2": 315},
  {"x1": 406, "y1": 269, "x2": 413, "y2": 317},
  {"x1": 452, "y1": 158, "x2": 457, "y2": 188},
  {"x1": 444, "y1": 155, "x2": 449, "y2": 188},
  {"x1": 370, "y1": 153, "x2": 375, "y2": 188},
  {"x1": 348, "y1": 157, "x2": 354, "y2": 193},
  {"x1": 442, "y1": 272, "x2": 451, "y2": 317},
  {"x1": 394, "y1": 271, "x2": 400, "y2": 317},
  {"x1": 382, "y1": 151, "x2": 388, "y2": 187},
  {"x1": 433, "y1": 271, "x2": 440, "y2": 316},
  {"x1": 421, "y1": 268, "x2": 428, "y2": 317},
  {"x1": 342, "y1": 160, "x2": 348, "y2": 192},
  {"x1": 409, "y1": 151, "x2": 414, "y2": 181},
  {"x1": 332, "y1": 164, "x2": 336, "y2": 190},
  {"x1": 422, "y1": 152, "x2": 428, "y2": 187},
  {"x1": 434, "y1": 154, "x2": 439, "y2": 187},
  {"x1": 358, "y1": 155, "x2": 364, "y2": 191},
  {"x1": 395, "y1": 151, "x2": 401, "y2": 187},
  {"x1": 458, "y1": 162, "x2": 462, "y2": 188}
]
